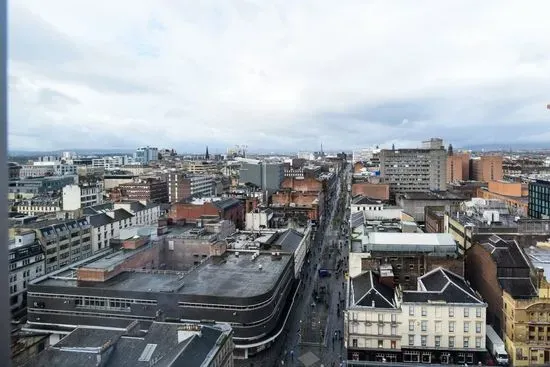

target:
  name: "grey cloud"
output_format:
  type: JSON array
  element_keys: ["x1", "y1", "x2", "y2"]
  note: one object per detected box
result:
[
  {"x1": 37, "y1": 88, "x2": 80, "y2": 106},
  {"x1": 9, "y1": 5, "x2": 83, "y2": 65}
]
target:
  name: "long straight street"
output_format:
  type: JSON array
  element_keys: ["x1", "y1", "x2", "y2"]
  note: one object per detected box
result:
[
  {"x1": 236, "y1": 164, "x2": 350, "y2": 367},
  {"x1": 276, "y1": 165, "x2": 351, "y2": 367}
]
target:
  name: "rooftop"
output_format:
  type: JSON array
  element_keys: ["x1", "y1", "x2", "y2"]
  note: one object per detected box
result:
[
  {"x1": 350, "y1": 271, "x2": 396, "y2": 309},
  {"x1": 351, "y1": 195, "x2": 382, "y2": 205},
  {"x1": 37, "y1": 251, "x2": 291, "y2": 299},
  {"x1": 24, "y1": 321, "x2": 232, "y2": 367},
  {"x1": 402, "y1": 267, "x2": 484, "y2": 304},
  {"x1": 525, "y1": 244, "x2": 550, "y2": 281},
  {"x1": 353, "y1": 232, "x2": 457, "y2": 254},
  {"x1": 480, "y1": 235, "x2": 538, "y2": 299},
  {"x1": 398, "y1": 191, "x2": 467, "y2": 201}
]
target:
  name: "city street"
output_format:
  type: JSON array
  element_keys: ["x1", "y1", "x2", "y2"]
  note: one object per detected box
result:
[{"x1": 236, "y1": 165, "x2": 350, "y2": 367}]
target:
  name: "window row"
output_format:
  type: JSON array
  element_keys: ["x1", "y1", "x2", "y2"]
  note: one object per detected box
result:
[
  {"x1": 409, "y1": 320, "x2": 483, "y2": 333},
  {"x1": 408, "y1": 306, "x2": 483, "y2": 318}
]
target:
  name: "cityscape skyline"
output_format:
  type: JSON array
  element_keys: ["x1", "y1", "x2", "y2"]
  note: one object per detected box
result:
[{"x1": 8, "y1": 0, "x2": 550, "y2": 151}]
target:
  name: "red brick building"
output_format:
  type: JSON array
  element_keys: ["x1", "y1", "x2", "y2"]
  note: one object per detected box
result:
[
  {"x1": 169, "y1": 198, "x2": 244, "y2": 229},
  {"x1": 351, "y1": 183, "x2": 390, "y2": 201},
  {"x1": 271, "y1": 190, "x2": 324, "y2": 222}
]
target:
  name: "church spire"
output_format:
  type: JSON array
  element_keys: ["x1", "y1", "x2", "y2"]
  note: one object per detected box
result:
[{"x1": 205, "y1": 146, "x2": 210, "y2": 160}]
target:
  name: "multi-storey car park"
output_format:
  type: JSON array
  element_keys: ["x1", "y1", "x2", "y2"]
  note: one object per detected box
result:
[{"x1": 25, "y1": 235, "x2": 298, "y2": 359}]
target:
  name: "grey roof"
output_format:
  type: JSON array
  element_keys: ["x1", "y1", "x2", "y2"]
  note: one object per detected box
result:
[
  {"x1": 499, "y1": 278, "x2": 538, "y2": 298},
  {"x1": 402, "y1": 267, "x2": 484, "y2": 304},
  {"x1": 350, "y1": 271, "x2": 396, "y2": 308},
  {"x1": 83, "y1": 202, "x2": 115, "y2": 215},
  {"x1": 352, "y1": 195, "x2": 381, "y2": 205},
  {"x1": 273, "y1": 228, "x2": 304, "y2": 252},
  {"x1": 350, "y1": 211, "x2": 364, "y2": 229},
  {"x1": 479, "y1": 235, "x2": 538, "y2": 299},
  {"x1": 87, "y1": 209, "x2": 133, "y2": 228},
  {"x1": 56, "y1": 327, "x2": 123, "y2": 348},
  {"x1": 481, "y1": 236, "x2": 530, "y2": 268},
  {"x1": 25, "y1": 322, "x2": 231, "y2": 367},
  {"x1": 213, "y1": 197, "x2": 241, "y2": 211},
  {"x1": 38, "y1": 251, "x2": 291, "y2": 299}
]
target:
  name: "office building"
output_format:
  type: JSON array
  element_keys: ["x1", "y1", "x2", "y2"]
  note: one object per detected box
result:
[
  {"x1": 528, "y1": 179, "x2": 550, "y2": 219},
  {"x1": 119, "y1": 178, "x2": 169, "y2": 203},
  {"x1": 8, "y1": 176, "x2": 76, "y2": 200},
  {"x1": 25, "y1": 321, "x2": 234, "y2": 367},
  {"x1": 379, "y1": 139, "x2": 447, "y2": 194},
  {"x1": 349, "y1": 231, "x2": 462, "y2": 290},
  {"x1": 16, "y1": 218, "x2": 93, "y2": 274},
  {"x1": 471, "y1": 155, "x2": 504, "y2": 182},
  {"x1": 238, "y1": 159, "x2": 284, "y2": 191},
  {"x1": 447, "y1": 151, "x2": 470, "y2": 183},
  {"x1": 134, "y1": 146, "x2": 159, "y2": 164},
  {"x1": 166, "y1": 171, "x2": 213, "y2": 203}
]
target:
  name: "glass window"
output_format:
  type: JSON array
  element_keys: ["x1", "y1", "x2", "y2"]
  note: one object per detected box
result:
[
  {"x1": 449, "y1": 307, "x2": 454, "y2": 317},
  {"x1": 421, "y1": 335, "x2": 427, "y2": 347},
  {"x1": 476, "y1": 308, "x2": 482, "y2": 318},
  {"x1": 435, "y1": 335, "x2": 441, "y2": 347},
  {"x1": 463, "y1": 337, "x2": 469, "y2": 348},
  {"x1": 409, "y1": 320, "x2": 415, "y2": 331},
  {"x1": 464, "y1": 322, "x2": 470, "y2": 333},
  {"x1": 409, "y1": 306, "x2": 415, "y2": 316},
  {"x1": 421, "y1": 306, "x2": 427, "y2": 316},
  {"x1": 476, "y1": 322, "x2": 482, "y2": 333},
  {"x1": 449, "y1": 321, "x2": 455, "y2": 332},
  {"x1": 464, "y1": 308, "x2": 469, "y2": 317},
  {"x1": 449, "y1": 336, "x2": 455, "y2": 348},
  {"x1": 421, "y1": 320, "x2": 428, "y2": 332},
  {"x1": 408, "y1": 335, "x2": 414, "y2": 346}
]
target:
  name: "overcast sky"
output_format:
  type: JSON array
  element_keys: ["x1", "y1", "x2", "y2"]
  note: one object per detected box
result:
[{"x1": 8, "y1": 1, "x2": 550, "y2": 152}]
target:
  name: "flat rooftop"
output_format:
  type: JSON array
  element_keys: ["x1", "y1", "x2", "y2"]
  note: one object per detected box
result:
[
  {"x1": 399, "y1": 191, "x2": 467, "y2": 201},
  {"x1": 37, "y1": 251, "x2": 291, "y2": 299},
  {"x1": 525, "y1": 245, "x2": 550, "y2": 280},
  {"x1": 451, "y1": 211, "x2": 519, "y2": 228},
  {"x1": 353, "y1": 232, "x2": 457, "y2": 253}
]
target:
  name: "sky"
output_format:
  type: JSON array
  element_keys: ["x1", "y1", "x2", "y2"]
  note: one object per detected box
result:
[{"x1": 8, "y1": 0, "x2": 550, "y2": 153}]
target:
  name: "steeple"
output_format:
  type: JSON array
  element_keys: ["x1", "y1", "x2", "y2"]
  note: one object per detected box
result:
[
  {"x1": 448, "y1": 144, "x2": 454, "y2": 156},
  {"x1": 205, "y1": 146, "x2": 210, "y2": 160}
]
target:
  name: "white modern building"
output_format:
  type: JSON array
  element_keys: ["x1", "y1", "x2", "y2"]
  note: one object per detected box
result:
[
  {"x1": 134, "y1": 146, "x2": 159, "y2": 164},
  {"x1": 245, "y1": 208, "x2": 274, "y2": 230},
  {"x1": 62, "y1": 182, "x2": 103, "y2": 210},
  {"x1": 92, "y1": 155, "x2": 132, "y2": 169},
  {"x1": 20, "y1": 161, "x2": 78, "y2": 178},
  {"x1": 345, "y1": 267, "x2": 487, "y2": 364},
  {"x1": 351, "y1": 196, "x2": 403, "y2": 220}
]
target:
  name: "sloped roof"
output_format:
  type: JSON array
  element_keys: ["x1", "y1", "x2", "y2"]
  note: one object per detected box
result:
[
  {"x1": 273, "y1": 228, "x2": 304, "y2": 252},
  {"x1": 213, "y1": 198, "x2": 241, "y2": 211},
  {"x1": 403, "y1": 267, "x2": 483, "y2": 304},
  {"x1": 350, "y1": 271, "x2": 396, "y2": 308},
  {"x1": 25, "y1": 322, "x2": 231, "y2": 367}
]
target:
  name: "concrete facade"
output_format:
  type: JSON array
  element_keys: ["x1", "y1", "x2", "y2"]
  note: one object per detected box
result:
[{"x1": 379, "y1": 146, "x2": 447, "y2": 194}]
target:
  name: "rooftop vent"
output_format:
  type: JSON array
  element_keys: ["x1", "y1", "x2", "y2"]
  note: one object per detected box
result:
[{"x1": 258, "y1": 264, "x2": 263, "y2": 271}]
